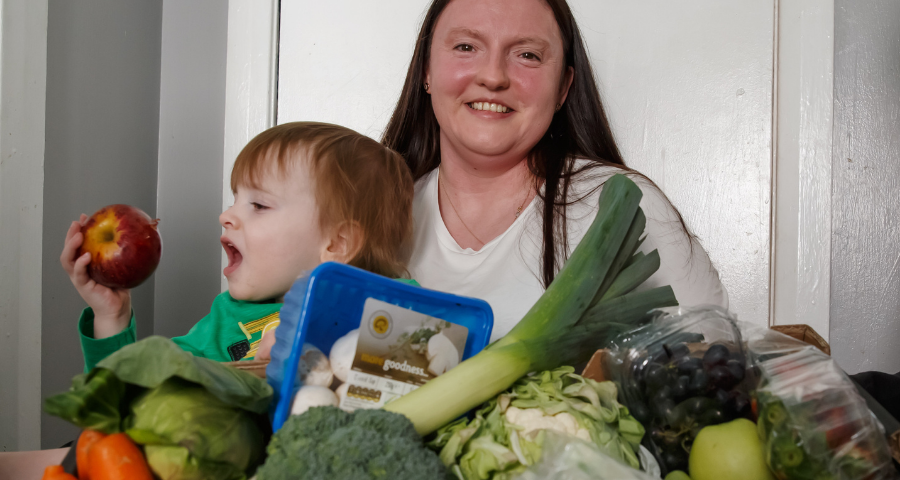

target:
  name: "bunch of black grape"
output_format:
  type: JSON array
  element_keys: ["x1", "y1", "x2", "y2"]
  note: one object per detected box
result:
[{"x1": 625, "y1": 342, "x2": 753, "y2": 473}]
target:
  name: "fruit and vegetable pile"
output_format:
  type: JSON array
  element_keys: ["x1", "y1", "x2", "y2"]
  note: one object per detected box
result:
[
  {"x1": 42, "y1": 175, "x2": 899, "y2": 480},
  {"x1": 752, "y1": 328, "x2": 897, "y2": 480},
  {"x1": 607, "y1": 308, "x2": 758, "y2": 475},
  {"x1": 604, "y1": 306, "x2": 898, "y2": 480},
  {"x1": 284, "y1": 331, "x2": 360, "y2": 417},
  {"x1": 43, "y1": 337, "x2": 272, "y2": 480}
]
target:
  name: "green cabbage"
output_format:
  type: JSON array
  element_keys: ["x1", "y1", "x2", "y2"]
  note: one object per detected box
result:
[
  {"x1": 143, "y1": 445, "x2": 252, "y2": 480},
  {"x1": 126, "y1": 377, "x2": 266, "y2": 479},
  {"x1": 44, "y1": 336, "x2": 272, "y2": 480}
]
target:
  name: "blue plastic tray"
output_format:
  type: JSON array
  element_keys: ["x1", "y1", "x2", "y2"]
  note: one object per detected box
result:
[{"x1": 267, "y1": 262, "x2": 494, "y2": 431}]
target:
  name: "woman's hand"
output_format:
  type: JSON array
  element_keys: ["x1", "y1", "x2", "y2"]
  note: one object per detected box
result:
[{"x1": 61, "y1": 214, "x2": 132, "y2": 338}]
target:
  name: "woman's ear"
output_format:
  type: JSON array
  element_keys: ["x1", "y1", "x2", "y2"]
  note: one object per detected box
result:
[
  {"x1": 558, "y1": 66, "x2": 575, "y2": 106},
  {"x1": 320, "y1": 221, "x2": 364, "y2": 264}
]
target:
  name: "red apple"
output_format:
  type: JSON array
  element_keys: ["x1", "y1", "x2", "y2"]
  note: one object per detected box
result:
[{"x1": 77, "y1": 204, "x2": 162, "y2": 289}]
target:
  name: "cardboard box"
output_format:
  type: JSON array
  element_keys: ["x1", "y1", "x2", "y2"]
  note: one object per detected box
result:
[
  {"x1": 770, "y1": 324, "x2": 831, "y2": 355},
  {"x1": 580, "y1": 324, "x2": 831, "y2": 383},
  {"x1": 224, "y1": 359, "x2": 269, "y2": 378}
]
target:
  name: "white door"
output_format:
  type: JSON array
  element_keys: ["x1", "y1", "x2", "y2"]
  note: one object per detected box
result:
[{"x1": 275, "y1": 0, "x2": 775, "y2": 327}]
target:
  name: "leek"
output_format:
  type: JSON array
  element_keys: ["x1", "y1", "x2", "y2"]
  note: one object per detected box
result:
[
  {"x1": 600, "y1": 250, "x2": 661, "y2": 302},
  {"x1": 385, "y1": 174, "x2": 678, "y2": 435}
]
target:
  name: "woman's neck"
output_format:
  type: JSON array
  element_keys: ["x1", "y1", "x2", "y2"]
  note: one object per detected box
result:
[{"x1": 437, "y1": 156, "x2": 537, "y2": 251}]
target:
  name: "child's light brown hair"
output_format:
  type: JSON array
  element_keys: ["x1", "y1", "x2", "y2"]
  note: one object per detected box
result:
[{"x1": 231, "y1": 121, "x2": 413, "y2": 279}]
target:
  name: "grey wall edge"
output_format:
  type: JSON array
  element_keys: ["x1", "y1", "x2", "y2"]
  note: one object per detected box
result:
[
  {"x1": 153, "y1": 0, "x2": 228, "y2": 340},
  {"x1": 42, "y1": 0, "x2": 163, "y2": 448},
  {"x1": 830, "y1": 0, "x2": 900, "y2": 375}
]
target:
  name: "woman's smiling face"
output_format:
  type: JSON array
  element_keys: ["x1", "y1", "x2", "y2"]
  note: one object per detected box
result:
[{"x1": 426, "y1": 0, "x2": 573, "y2": 171}]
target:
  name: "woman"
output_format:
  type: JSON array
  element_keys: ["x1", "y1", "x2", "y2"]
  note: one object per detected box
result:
[{"x1": 383, "y1": 0, "x2": 728, "y2": 340}]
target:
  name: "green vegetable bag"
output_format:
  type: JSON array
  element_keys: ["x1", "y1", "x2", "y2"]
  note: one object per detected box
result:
[{"x1": 44, "y1": 336, "x2": 272, "y2": 480}]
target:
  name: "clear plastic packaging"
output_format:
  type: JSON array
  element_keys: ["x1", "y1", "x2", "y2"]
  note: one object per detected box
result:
[
  {"x1": 605, "y1": 306, "x2": 898, "y2": 479},
  {"x1": 511, "y1": 432, "x2": 658, "y2": 480},
  {"x1": 746, "y1": 325, "x2": 897, "y2": 480},
  {"x1": 604, "y1": 306, "x2": 757, "y2": 475}
]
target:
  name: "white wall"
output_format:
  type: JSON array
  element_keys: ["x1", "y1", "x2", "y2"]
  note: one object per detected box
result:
[
  {"x1": 276, "y1": 0, "x2": 425, "y2": 139},
  {"x1": 276, "y1": 0, "x2": 776, "y2": 327}
]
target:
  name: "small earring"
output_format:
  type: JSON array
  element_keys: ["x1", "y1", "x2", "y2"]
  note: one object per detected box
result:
[
  {"x1": 555, "y1": 103, "x2": 562, "y2": 111},
  {"x1": 424, "y1": 82, "x2": 430, "y2": 92}
]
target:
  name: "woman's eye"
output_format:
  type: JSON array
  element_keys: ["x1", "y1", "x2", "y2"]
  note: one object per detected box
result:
[
  {"x1": 521, "y1": 52, "x2": 541, "y2": 61},
  {"x1": 454, "y1": 43, "x2": 475, "y2": 52}
]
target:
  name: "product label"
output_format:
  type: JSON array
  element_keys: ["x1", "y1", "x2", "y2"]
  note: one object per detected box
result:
[{"x1": 339, "y1": 298, "x2": 468, "y2": 411}]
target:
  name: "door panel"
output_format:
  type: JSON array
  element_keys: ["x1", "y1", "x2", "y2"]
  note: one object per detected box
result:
[{"x1": 572, "y1": 2, "x2": 774, "y2": 326}]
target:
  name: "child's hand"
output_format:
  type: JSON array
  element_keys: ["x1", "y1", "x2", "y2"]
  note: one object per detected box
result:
[
  {"x1": 256, "y1": 327, "x2": 277, "y2": 361},
  {"x1": 61, "y1": 215, "x2": 132, "y2": 339}
]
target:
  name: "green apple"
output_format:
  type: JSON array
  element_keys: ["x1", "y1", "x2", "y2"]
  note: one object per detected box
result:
[
  {"x1": 665, "y1": 471, "x2": 692, "y2": 480},
  {"x1": 689, "y1": 418, "x2": 775, "y2": 480}
]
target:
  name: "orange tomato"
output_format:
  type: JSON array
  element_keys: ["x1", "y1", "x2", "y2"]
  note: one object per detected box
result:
[
  {"x1": 41, "y1": 465, "x2": 78, "y2": 480},
  {"x1": 76, "y1": 429, "x2": 107, "y2": 480},
  {"x1": 87, "y1": 433, "x2": 154, "y2": 480}
]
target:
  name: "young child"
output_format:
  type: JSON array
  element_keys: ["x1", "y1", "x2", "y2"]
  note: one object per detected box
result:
[{"x1": 61, "y1": 122, "x2": 415, "y2": 371}]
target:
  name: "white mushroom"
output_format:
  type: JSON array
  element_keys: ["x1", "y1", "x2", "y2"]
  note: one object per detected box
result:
[
  {"x1": 329, "y1": 329, "x2": 359, "y2": 383},
  {"x1": 290, "y1": 385, "x2": 338, "y2": 416},
  {"x1": 297, "y1": 343, "x2": 333, "y2": 387},
  {"x1": 334, "y1": 382, "x2": 354, "y2": 412},
  {"x1": 426, "y1": 332, "x2": 460, "y2": 376}
]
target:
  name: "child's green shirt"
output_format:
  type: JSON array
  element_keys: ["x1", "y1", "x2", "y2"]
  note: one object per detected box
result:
[
  {"x1": 79, "y1": 279, "x2": 419, "y2": 372},
  {"x1": 79, "y1": 291, "x2": 282, "y2": 372}
]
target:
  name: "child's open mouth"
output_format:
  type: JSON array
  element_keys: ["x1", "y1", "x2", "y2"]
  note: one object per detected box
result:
[{"x1": 221, "y1": 237, "x2": 242, "y2": 276}]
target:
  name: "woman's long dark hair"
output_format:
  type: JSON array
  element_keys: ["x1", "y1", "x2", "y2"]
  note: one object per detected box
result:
[{"x1": 383, "y1": 0, "x2": 686, "y2": 287}]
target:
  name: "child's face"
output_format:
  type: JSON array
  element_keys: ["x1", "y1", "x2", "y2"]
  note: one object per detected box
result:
[{"x1": 219, "y1": 158, "x2": 326, "y2": 302}]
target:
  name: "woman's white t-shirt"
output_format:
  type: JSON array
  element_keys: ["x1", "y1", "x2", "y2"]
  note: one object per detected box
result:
[{"x1": 407, "y1": 162, "x2": 729, "y2": 342}]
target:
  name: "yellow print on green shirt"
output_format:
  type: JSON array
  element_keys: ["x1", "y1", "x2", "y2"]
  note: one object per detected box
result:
[{"x1": 239, "y1": 312, "x2": 280, "y2": 360}]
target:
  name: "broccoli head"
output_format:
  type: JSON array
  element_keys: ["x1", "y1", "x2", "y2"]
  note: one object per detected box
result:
[{"x1": 256, "y1": 406, "x2": 453, "y2": 480}]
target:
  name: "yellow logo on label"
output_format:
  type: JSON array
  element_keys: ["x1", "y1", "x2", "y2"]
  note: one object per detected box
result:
[
  {"x1": 372, "y1": 315, "x2": 390, "y2": 335},
  {"x1": 368, "y1": 310, "x2": 393, "y2": 339},
  {"x1": 361, "y1": 353, "x2": 384, "y2": 367}
]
